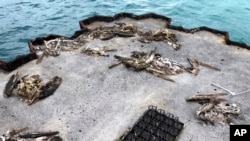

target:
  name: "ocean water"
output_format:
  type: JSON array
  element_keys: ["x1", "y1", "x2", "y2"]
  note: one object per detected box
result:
[{"x1": 0, "y1": 0, "x2": 249, "y2": 61}]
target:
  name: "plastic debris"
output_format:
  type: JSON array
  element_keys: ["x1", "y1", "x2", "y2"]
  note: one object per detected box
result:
[{"x1": 120, "y1": 105, "x2": 184, "y2": 141}]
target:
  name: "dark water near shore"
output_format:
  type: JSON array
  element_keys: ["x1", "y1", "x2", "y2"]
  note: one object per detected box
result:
[{"x1": 0, "y1": 0, "x2": 249, "y2": 61}]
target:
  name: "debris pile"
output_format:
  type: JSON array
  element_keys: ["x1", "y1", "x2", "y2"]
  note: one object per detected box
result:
[
  {"x1": 186, "y1": 93, "x2": 241, "y2": 124},
  {"x1": 36, "y1": 37, "x2": 85, "y2": 52},
  {"x1": 109, "y1": 48, "x2": 220, "y2": 82},
  {"x1": 119, "y1": 105, "x2": 184, "y2": 141},
  {"x1": 4, "y1": 72, "x2": 62, "y2": 105},
  {"x1": 0, "y1": 127, "x2": 62, "y2": 141},
  {"x1": 33, "y1": 37, "x2": 86, "y2": 63},
  {"x1": 78, "y1": 23, "x2": 143, "y2": 40},
  {"x1": 139, "y1": 29, "x2": 181, "y2": 50},
  {"x1": 35, "y1": 38, "x2": 82, "y2": 55},
  {"x1": 31, "y1": 23, "x2": 182, "y2": 64},
  {"x1": 81, "y1": 46, "x2": 117, "y2": 57},
  {"x1": 74, "y1": 23, "x2": 180, "y2": 49}
]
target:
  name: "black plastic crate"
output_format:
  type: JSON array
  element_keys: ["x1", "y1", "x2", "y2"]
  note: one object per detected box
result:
[{"x1": 121, "y1": 105, "x2": 184, "y2": 141}]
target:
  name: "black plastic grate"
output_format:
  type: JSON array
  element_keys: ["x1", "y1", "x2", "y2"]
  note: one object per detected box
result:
[{"x1": 121, "y1": 105, "x2": 184, "y2": 141}]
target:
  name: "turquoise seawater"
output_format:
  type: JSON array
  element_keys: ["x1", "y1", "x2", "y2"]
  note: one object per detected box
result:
[{"x1": 0, "y1": 0, "x2": 249, "y2": 61}]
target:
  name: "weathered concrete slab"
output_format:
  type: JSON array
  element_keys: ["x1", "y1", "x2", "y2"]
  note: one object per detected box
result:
[{"x1": 1, "y1": 14, "x2": 250, "y2": 141}]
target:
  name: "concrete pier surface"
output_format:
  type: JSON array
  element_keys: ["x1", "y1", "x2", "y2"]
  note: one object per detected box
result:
[{"x1": 0, "y1": 13, "x2": 250, "y2": 141}]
